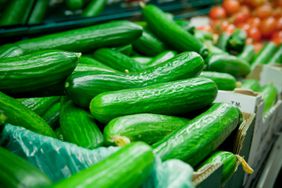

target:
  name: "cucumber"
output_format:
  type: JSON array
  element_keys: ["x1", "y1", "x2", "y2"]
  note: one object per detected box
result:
[
  {"x1": 0, "y1": 45, "x2": 24, "y2": 58},
  {"x1": 42, "y1": 102, "x2": 61, "y2": 128},
  {"x1": 0, "y1": 92, "x2": 56, "y2": 137},
  {"x1": 93, "y1": 48, "x2": 143, "y2": 72},
  {"x1": 66, "y1": 51, "x2": 204, "y2": 107},
  {"x1": 143, "y1": 5, "x2": 208, "y2": 58},
  {"x1": 132, "y1": 29, "x2": 166, "y2": 56},
  {"x1": 53, "y1": 142, "x2": 154, "y2": 188},
  {"x1": 0, "y1": 111, "x2": 7, "y2": 126},
  {"x1": 208, "y1": 53, "x2": 250, "y2": 77},
  {"x1": 74, "y1": 56, "x2": 117, "y2": 73},
  {"x1": 132, "y1": 56, "x2": 152, "y2": 64},
  {"x1": 227, "y1": 29, "x2": 246, "y2": 55},
  {"x1": 18, "y1": 96, "x2": 60, "y2": 116},
  {"x1": 55, "y1": 127, "x2": 64, "y2": 141},
  {"x1": 0, "y1": 50, "x2": 79, "y2": 94},
  {"x1": 0, "y1": 0, "x2": 35, "y2": 26},
  {"x1": 104, "y1": 113, "x2": 189, "y2": 146},
  {"x1": 199, "y1": 71, "x2": 236, "y2": 91},
  {"x1": 66, "y1": 0, "x2": 84, "y2": 10},
  {"x1": 238, "y1": 45, "x2": 255, "y2": 63},
  {"x1": 153, "y1": 103, "x2": 240, "y2": 166},
  {"x1": 251, "y1": 42, "x2": 278, "y2": 69},
  {"x1": 90, "y1": 77, "x2": 217, "y2": 123},
  {"x1": 60, "y1": 100, "x2": 103, "y2": 149},
  {"x1": 194, "y1": 30, "x2": 213, "y2": 43},
  {"x1": 216, "y1": 33, "x2": 229, "y2": 51},
  {"x1": 82, "y1": 0, "x2": 107, "y2": 17},
  {"x1": 146, "y1": 51, "x2": 177, "y2": 67},
  {"x1": 0, "y1": 147, "x2": 52, "y2": 188},
  {"x1": 0, "y1": 21, "x2": 142, "y2": 57},
  {"x1": 175, "y1": 19, "x2": 195, "y2": 34},
  {"x1": 112, "y1": 45, "x2": 133, "y2": 56},
  {"x1": 28, "y1": 0, "x2": 49, "y2": 24},
  {"x1": 270, "y1": 45, "x2": 282, "y2": 64},
  {"x1": 240, "y1": 79, "x2": 261, "y2": 92},
  {"x1": 261, "y1": 84, "x2": 278, "y2": 113}
]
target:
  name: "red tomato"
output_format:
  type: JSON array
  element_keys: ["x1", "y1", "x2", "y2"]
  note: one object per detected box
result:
[
  {"x1": 247, "y1": 27, "x2": 262, "y2": 41},
  {"x1": 233, "y1": 11, "x2": 250, "y2": 26},
  {"x1": 254, "y1": 4, "x2": 272, "y2": 19},
  {"x1": 222, "y1": 0, "x2": 240, "y2": 15},
  {"x1": 259, "y1": 17, "x2": 277, "y2": 38},
  {"x1": 247, "y1": 17, "x2": 261, "y2": 27},
  {"x1": 272, "y1": 31, "x2": 282, "y2": 45},
  {"x1": 209, "y1": 6, "x2": 226, "y2": 19},
  {"x1": 276, "y1": 17, "x2": 282, "y2": 31},
  {"x1": 253, "y1": 42, "x2": 263, "y2": 53}
]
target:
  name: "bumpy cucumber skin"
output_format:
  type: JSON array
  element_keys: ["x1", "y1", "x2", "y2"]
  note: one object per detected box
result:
[
  {"x1": 82, "y1": 0, "x2": 107, "y2": 17},
  {"x1": 74, "y1": 56, "x2": 117, "y2": 73},
  {"x1": 251, "y1": 42, "x2": 278, "y2": 68},
  {"x1": 153, "y1": 103, "x2": 240, "y2": 166},
  {"x1": 53, "y1": 142, "x2": 154, "y2": 188},
  {"x1": 143, "y1": 5, "x2": 208, "y2": 58},
  {"x1": 0, "y1": 50, "x2": 79, "y2": 94},
  {"x1": 28, "y1": 0, "x2": 49, "y2": 24},
  {"x1": 238, "y1": 45, "x2": 255, "y2": 63},
  {"x1": 66, "y1": 51, "x2": 204, "y2": 107},
  {"x1": 60, "y1": 101, "x2": 104, "y2": 149},
  {"x1": 0, "y1": 21, "x2": 143, "y2": 57},
  {"x1": 0, "y1": 147, "x2": 52, "y2": 188},
  {"x1": 240, "y1": 79, "x2": 261, "y2": 92},
  {"x1": 208, "y1": 54, "x2": 250, "y2": 77},
  {"x1": 199, "y1": 71, "x2": 236, "y2": 91},
  {"x1": 0, "y1": 92, "x2": 56, "y2": 137},
  {"x1": 42, "y1": 102, "x2": 61, "y2": 128},
  {"x1": 90, "y1": 77, "x2": 217, "y2": 123},
  {"x1": 146, "y1": 51, "x2": 177, "y2": 67},
  {"x1": 104, "y1": 113, "x2": 189, "y2": 145},
  {"x1": 261, "y1": 84, "x2": 278, "y2": 113}
]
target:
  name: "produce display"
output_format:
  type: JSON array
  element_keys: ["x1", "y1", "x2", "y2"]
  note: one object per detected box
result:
[{"x1": 1, "y1": 1, "x2": 281, "y2": 187}]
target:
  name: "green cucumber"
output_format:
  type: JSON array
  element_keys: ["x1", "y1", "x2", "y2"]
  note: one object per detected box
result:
[
  {"x1": 132, "y1": 29, "x2": 166, "y2": 56},
  {"x1": 42, "y1": 102, "x2": 61, "y2": 128},
  {"x1": 55, "y1": 127, "x2": 64, "y2": 141},
  {"x1": 132, "y1": 56, "x2": 152, "y2": 64},
  {"x1": 0, "y1": 50, "x2": 79, "y2": 94},
  {"x1": 175, "y1": 19, "x2": 195, "y2": 34},
  {"x1": 0, "y1": 92, "x2": 56, "y2": 137},
  {"x1": 143, "y1": 5, "x2": 208, "y2": 57},
  {"x1": 270, "y1": 45, "x2": 282, "y2": 64},
  {"x1": 53, "y1": 142, "x2": 154, "y2": 188},
  {"x1": 146, "y1": 51, "x2": 177, "y2": 67},
  {"x1": 90, "y1": 77, "x2": 217, "y2": 123},
  {"x1": 28, "y1": 0, "x2": 49, "y2": 24},
  {"x1": 153, "y1": 103, "x2": 240, "y2": 166},
  {"x1": 93, "y1": 48, "x2": 143, "y2": 72},
  {"x1": 227, "y1": 29, "x2": 246, "y2": 55},
  {"x1": 66, "y1": 51, "x2": 204, "y2": 107},
  {"x1": 82, "y1": 0, "x2": 107, "y2": 17},
  {"x1": 251, "y1": 42, "x2": 278, "y2": 69},
  {"x1": 240, "y1": 79, "x2": 261, "y2": 92},
  {"x1": 208, "y1": 53, "x2": 250, "y2": 77},
  {"x1": 261, "y1": 84, "x2": 278, "y2": 113},
  {"x1": 0, "y1": 111, "x2": 7, "y2": 126},
  {"x1": 0, "y1": 21, "x2": 142, "y2": 57},
  {"x1": 112, "y1": 45, "x2": 133, "y2": 56},
  {"x1": 18, "y1": 96, "x2": 60, "y2": 116},
  {"x1": 74, "y1": 56, "x2": 117, "y2": 73},
  {"x1": 0, "y1": 147, "x2": 52, "y2": 188},
  {"x1": 60, "y1": 100, "x2": 103, "y2": 149},
  {"x1": 66, "y1": 0, "x2": 84, "y2": 10},
  {"x1": 104, "y1": 113, "x2": 189, "y2": 146},
  {"x1": 238, "y1": 45, "x2": 255, "y2": 63},
  {"x1": 194, "y1": 30, "x2": 213, "y2": 43},
  {"x1": 199, "y1": 71, "x2": 236, "y2": 91},
  {"x1": 0, "y1": 0, "x2": 35, "y2": 26},
  {"x1": 216, "y1": 33, "x2": 229, "y2": 51}
]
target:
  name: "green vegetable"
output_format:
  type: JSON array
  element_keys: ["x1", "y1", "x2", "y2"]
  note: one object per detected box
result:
[
  {"x1": 153, "y1": 103, "x2": 241, "y2": 166},
  {"x1": 53, "y1": 142, "x2": 154, "y2": 188},
  {"x1": 28, "y1": 0, "x2": 49, "y2": 24},
  {"x1": 238, "y1": 45, "x2": 255, "y2": 64},
  {"x1": 42, "y1": 102, "x2": 61, "y2": 128},
  {"x1": 261, "y1": 84, "x2": 278, "y2": 113},
  {"x1": 66, "y1": 0, "x2": 84, "y2": 10},
  {"x1": 55, "y1": 127, "x2": 64, "y2": 141},
  {"x1": 240, "y1": 79, "x2": 261, "y2": 92},
  {"x1": 90, "y1": 77, "x2": 217, "y2": 123},
  {"x1": 104, "y1": 113, "x2": 189, "y2": 146},
  {"x1": 74, "y1": 56, "x2": 117, "y2": 73},
  {"x1": 0, "y1": 92, "x2": 56, "y2": 137},
  {"x1": 270, "y1": 45, "x2": 282, "y2": 64},
  {"x1": 0, "y1": 147, "x2": 52, "y2": 188},
  {"x1": 216, "y1": 33, "x2": 229, "y2": 51},
  {"x1": 82, "y1": 0, "x2": 107, "y2": 17},
  {"x1": 112, "y1": 45, "x2": 133, "y2": 56},
  {"x1": 194, "y1": 30, "x2": 213, "y2": 43},
  {"x1": 227, "y1": 29, "x2": 246, "y2": 55},
  {"x1": 251, "y1": 42, "x2": 278, "y2": 69},
  {"x1": 132, "y1": 56, "x2": 152, "y2": 64},
  {"x1": 146, "y1": 51, "x2": 177, "y2": 67},
  {"x1": 60, "y1": 100, "x2": 103, "y2": 149},
  {"x1": 175, "y1": 19, "x2": 195, "y2": 34}
]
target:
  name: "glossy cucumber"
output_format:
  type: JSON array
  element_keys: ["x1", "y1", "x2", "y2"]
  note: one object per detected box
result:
[
  {"x1": 0, "y1": 50, "x2": 79, "y2": 94},
  {"x1": 18, "y1": 96, "x2": 60, "y2": 116},
  {"x1": 42, "y1": 102, "x2": 61, "y2": 128},
  {"x1": 0, "y1": 92, "x2": 56, "y2": 137},
  {"x1": 90, "y1": 77, "x2": 217, "y2": 123},
  {"x1": 28, "y1": 0, "x2": 49, "y2": 24},
  {"x1": 60, "y1": 100, "x2": 103, "y2": 149},
  {"x1": 146, "y1": 51, "x2": 177, "y2": 67},
  {"x1": 93, "y1": 48, "x2": 143, "y2": 72},
  {"x1": 132, "y1": 56, "x2": 152, "y2": 64},
  {"x1": 199, "y1": 71, "x2": 236, "y2": 91},
  {"x1": 104, "y1": 113, "x2": 189, "y2": 146},
  {"x1": 270, "y1": 45, "x2": 282, "y2": 64},
  {"x1": 112, "y1": 44, "x2": 133, "y2": 56},
  {"x1": 240, "y1": 79, "x2": 261, "y2": 92},
  {"x1": 0, "y1": 147, "x2": 52, "y2": 188},
  {"x1": 74, "y1": 56, "x2": 117, "y2": 73},
  {"x1": 208, "y1": 53, "x2": 250, "y2": 77},
  {"x1": 66, "y1": 0, "x2": 84, "y2": 10},
  {"x1": 0, "y1": 0, "x2": 35, "y2": 26},
  {"x1": 238, "y1": 45, "x2": 255, "y2": 63},
  {"x1": 227, "y1": 29, "x2": 246, "y2": 55},
  {"x1": 0, "y1": 21, "x2": 142, "y2": 57},
  {"x1": 216, "y1": 33, "x2": 229, "y2": 51},
  {"x1": 132, "y1": 29, "x2": 166, "y2": 56},
  {"x1": 66, "y1": 51, "x2": 204, "y2": 107},
  {"x1": 153, "y1": 103, "x2": 240, "y2": 166},
  {"x1": 142, "y1": 5, "x2": 208, "y2": 57},
  {"x1": 261, "y1": 84, "x2": 278, "y2": 113},
  {"x1": 53, "y1": 142, "x2": 154, "y2": 188},
  {"x1": 251, "y1": 42, "x2": 278, "y2": 69},
  {"x1": 82, "y1": 0, "x2": 107, "y2": 17}
]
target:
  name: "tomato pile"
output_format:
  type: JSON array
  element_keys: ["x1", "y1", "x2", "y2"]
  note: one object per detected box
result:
[{"x1": 208, "y1": 0, "x2": 282, "y2": 50}]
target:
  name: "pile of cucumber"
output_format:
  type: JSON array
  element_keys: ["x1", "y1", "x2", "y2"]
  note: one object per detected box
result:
[{"x1": 0, "y1": 4, "x2": 263, "y2": 188}]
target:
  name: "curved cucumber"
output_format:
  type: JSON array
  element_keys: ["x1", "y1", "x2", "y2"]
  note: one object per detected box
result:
[
  {"x1": 104, "y1": 113, "x2": 189, "y2": 146},
  {"x1": 251, "y1": 42, "x2": 278, "y2": 68},
  {"x1": 146, "y1": 51, "x2": 177, "y2": 67},
  {"x1": 238, "y1": 45, "x2": 255, "y2": 63},
  {"x1": 74, "y1": 56, "x2": 117, "y2": 73},
  {"x1": 143, "y1": 5, "x2": 208, "y2": 58},
  {"x1": 199, "y1": 71, "x2": 236, "y2": 91},
  {"x1": 240, "y1": 79, "x2": 261, "y2": 92},
  {"x1": 153, "y1": 103, "x2": 241, "y2": 166},
  {"x1": 0, "y1": 92, "x2": 56, "y2": 137},
  {"x1": 66, "y1": 51, "x2": 204, "y2": 107},
  {"x1": 261, "y1": 84, "x2": 278, "y2": 114},
  {"x1": 53, "y1": 142, "x2": 154, "y2": 188},
  {"x1": 0, "y1": 147, "x2": 52, "y2": 188},
  {"x1": 90, "y1": 77, "x2": 217, "y2": 123},
  {"x1": 28, "y1": 0, "x2": 49, "y2": 24},
  {"x1": 60, "y1": 100, "x2": 103, "y2": 149},
  {"x1": 42, "y1": 102, "x2": 61, "y2": 128},
  {"x1": 82, "y1": 0, "x2": 107, "y2": 17},
  {"x1": 0, "y1": 21, "x2": 142, "y2": 57}
]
